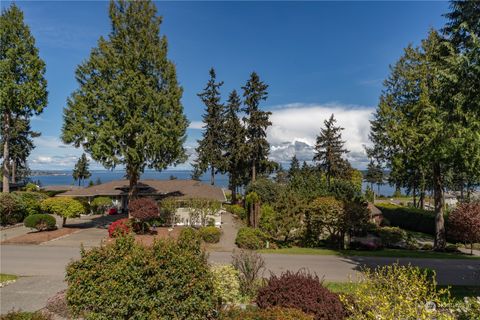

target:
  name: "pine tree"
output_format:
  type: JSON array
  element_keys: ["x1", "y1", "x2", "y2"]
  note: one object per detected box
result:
[
  {"x1": 242, "y1": 72, "x2": 271, "y2": 184},
  {"x1": 443, "y1": 0, "x2": 480, "y2": 49},
  {"x1": 193, "y1": 68, "x2": 225, "y2": 185},
  {"x1": 62, "y1": 0, "x2": 188, "y2": 199},
  {"x1": 223, "y1": 90, "x2": 246, "y2": 203},
  {"x1": 288, "y1": 155, "x2": 300, "y2": 179},
  {"x1": 72, "y1": 153, "x2": 91, "y2": 186},
  {"x1": 1, "y1": 4, "x2": 48, "y2": 192},
  {"x1": 313, "y1": 114, "x2": 350, "y2": 187},
  {"x1": 364, "y1": 160, "x2": 383, "y2": 195}
]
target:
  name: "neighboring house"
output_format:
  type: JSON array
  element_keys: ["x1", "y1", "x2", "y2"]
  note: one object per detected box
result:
[{"x1": 57, "y1": 179, "x2": 227, "y2": 227}]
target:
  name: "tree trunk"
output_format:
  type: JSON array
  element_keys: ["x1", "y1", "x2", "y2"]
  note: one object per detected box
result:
[
  {"x1": 62, "y1": 217, "x2": 67, "y2": 227},
  {"x1": 230, "y1": 184, "x2": 237, "y2": 204},
  {"x1": 433, "y1": 162, "x2": 446, "y2": 250},
  {"x1": 419, "y1": 191, "x2": 425, "y2": 210},
  {"x1": 10, "y1": 160, "x2": 16, "y2": 184},
  {"x1": 211, "y1": 166, "x2": 215, "y2": 185},
  {"x1": 252, "y1": 161, "x2": 256, "y2": 183},
  {"x1": 413, "y1": 184, "x2": 417, "y2": 208},
  {"x1": 2, "y1": 111, "x2": 10, "y2": 193}
]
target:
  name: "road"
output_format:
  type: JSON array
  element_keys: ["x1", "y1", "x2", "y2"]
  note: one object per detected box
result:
[{"x1": 1, "y1": 243, "x2": 479, "y2": 313}]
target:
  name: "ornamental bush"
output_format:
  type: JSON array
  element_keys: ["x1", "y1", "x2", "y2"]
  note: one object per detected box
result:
[
  {"x1": 256, "y1": 270, "x2": 345, "y2": 320},
  {"x1": 128, "y1": 197, "x2": 159, "y2": 221},
  {"x1": 66, "y1": 235, "x2": 216, "y2": 319},
  {"x1": 24, "y1": 214, "x2": 56, "y2": 231},
  {"x1": 0, "y1": 193, "x2": 25, "y2": 225},
  {"x1": 235, "y1": 227, "x2": 267, "y2": 250},
  {"x1": 340, "y1": 264, "x2": 453, "y2": 320},
  {"x1": 211, "y1": 264, "x2": 241, "y2": 305},
  {"x1": 199, "y1": 226, "x2": 222, "y2": 243},
  {"x1": 448, "y1": 202, "x2": 480, "y2": 254},
  {"x1": 108, "y1": 218, "x2": 131, "y2": 238},
  {"x1": 90, "y1": 196, "x2": 112, "y2": 214},
  {"x1": 225, "y1": 204, "x2": 247, "y2": 220},
  {"x1": 377, "y1": 226, "x2": 408, "y2": 248},
  {"x1": 40, "y1": 197, "x2": 85, "y2": 226},
  {"x1": 219, "y1": 307, "x2": 314, "y2": 320},
  {"x1": 13, "y1": 191, "x2": 48, "y2": 216}
]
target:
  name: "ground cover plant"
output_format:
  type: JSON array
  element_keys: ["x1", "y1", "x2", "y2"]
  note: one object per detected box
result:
[
  {"x1": 23, "y1": 214, "x2": 56, "y2": 231},
  {"x1": 66, "y1": 234, "x2": 216, "y2": 319}
]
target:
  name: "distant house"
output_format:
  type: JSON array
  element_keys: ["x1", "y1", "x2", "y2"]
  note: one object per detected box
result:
[{"x1": 57, "y1": 179, "x2": 227, "y2": 227}]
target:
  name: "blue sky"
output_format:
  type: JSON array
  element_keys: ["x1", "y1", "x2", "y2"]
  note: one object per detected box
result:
[{"x1": 3, "y1": 1, "x2": 450, "y2": 170}]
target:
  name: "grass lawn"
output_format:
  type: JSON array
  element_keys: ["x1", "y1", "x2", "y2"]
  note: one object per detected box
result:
[
  {"x1": 259, "y1": 247, "x2": 480, "y2": 260},
  {"x1": 0, "y1": 273, "x2": 17, "y2": 283},
  {"x1": 326, "y1": 282, "x2": 480, "y2": 301}
]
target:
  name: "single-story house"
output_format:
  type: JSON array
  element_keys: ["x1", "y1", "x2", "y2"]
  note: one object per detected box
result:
[{"x1": 57, "y1": 179, "x2": 227, "y2": 227}]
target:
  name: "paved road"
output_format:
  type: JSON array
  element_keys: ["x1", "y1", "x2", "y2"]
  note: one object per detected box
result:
[{"x1": 2, "y1": 243, "x2": 480, "y2": 313}]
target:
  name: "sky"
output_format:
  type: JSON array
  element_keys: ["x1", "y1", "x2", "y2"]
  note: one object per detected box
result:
[{"x1": 2, "y1": 1, "x2": 450, "y2": 171}]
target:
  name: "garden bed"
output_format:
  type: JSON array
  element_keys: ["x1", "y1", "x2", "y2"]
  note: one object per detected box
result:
[{"x1": 0, "y1": 227, "x2": 81, "y2": 245}]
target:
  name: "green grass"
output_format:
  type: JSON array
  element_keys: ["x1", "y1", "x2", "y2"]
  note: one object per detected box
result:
[
  {"x1": 0, "y1": 273, "x2": 17, "y2": 283},
  {"x1": 259, "y1": 247, "x2": 480, "y2": 260}
]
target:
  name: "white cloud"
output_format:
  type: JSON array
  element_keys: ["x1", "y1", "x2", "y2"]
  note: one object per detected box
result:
[{"x1": 188, "y1": 121, "x2": 204, "y2": 130}]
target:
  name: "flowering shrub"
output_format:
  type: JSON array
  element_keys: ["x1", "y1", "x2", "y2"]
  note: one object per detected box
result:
[
  {"x1": 211, "y1": 264, "x2": 241, "y2": 305},
  {"x1": 219, "y1": 307, "x2": 314, "y2": 320},
  {"x1": 256, "y1": 270, "x2": 345, "y2": 320},
  {"x1": 340, "y1": 263, "x2": 454, "y2": 320},
  {"x1": 108, "y1": 218, "x2": 131, "y2": 238}
]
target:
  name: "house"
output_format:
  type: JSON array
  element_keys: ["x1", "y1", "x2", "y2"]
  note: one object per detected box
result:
[{"x1": 57, "y1": 179, "x2": 227, "y2": 227}]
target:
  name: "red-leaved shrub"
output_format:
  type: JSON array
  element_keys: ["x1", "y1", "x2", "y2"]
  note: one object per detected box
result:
[
  {"x1": 108, "y1": 218, "x2": 131, "y2": 238},
  {"x1": 128, "y1": 198, "x2": 159, "y2": 221},
  {"x1": 256, "y1": 270, "x2": 345, "y2": 320},
  {"x1": 448, "y1": 202, "x2": 480, "y2": 254}
]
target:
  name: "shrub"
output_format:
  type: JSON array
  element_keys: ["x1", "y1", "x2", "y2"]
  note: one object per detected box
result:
[
  {"x1": 225, "y1": 204, "x2": 247, "y2": 220},
  {"x1": 108, "y1": 218, "x2": 131, "y2": 238},
  {"x1": 25, "y1": 182, "x2": 39, "y2": 192},
  {"x1": 259, "y1": 204, "x2": 277, "y2": 237},
  {"x1": 256, "y1": 270, "x2": 345, "y2": 320},
  {"x1": 235, "y1": 227, "x2": 267, "y2": 250},
  {"x1": 199, "y1": 226, "x2": 221, "y2": 243},
  {"x1": 452, "y1": 297, "x2": 480, "y2": 320},
  {"x1": 377, "y1": 226, "x2": 408, "y2": 247},
  {"x1": 90, "y1": 196, "x2": 112, "y2": 214},
  {"x1": 219, "y1": 307, "x2": 314, "y2": 320},
  {"x1": 40, "y1": 197, "x2": 85, "y2": 226},
  {"x1": 304, "y1": 196, "x2": 344, "y2": 248},
  {"x1": 66, "y1": 235, "x2": 216, "y2": 319},
  {"x1": 0, "y1": 193, "x2": 25, "y2": 225},
  {"x1": 340, "y1": 264, "x2": 453, "y2": 320},
  {"x1": 24, "y1": 214, "x2": 56, "y2": 231},
  {"x1": 178, "y1": 227, "x2": 203, "y2": 252},
  {"x1": 0, "y1": 311, "x2": 52, "y2": 320},
  {"x1": 211, "y1": 264, "x2": 241, "y2": 305},
  {"x1": 375, "y1": 203, "x2": 436, "y2": 235},
  {"x1": 232, "y1": 249, "x2": 265, "y2": 298},
  {"x1": 45, "y1": 290, "x2": 69, "y2": 318},
  {"x1": 13, "y1": 192, "x2": 48, "y2": 216},
  {"x1": 448, "y1": 202, "x2": 480, "y2": 254},
  {"x1": 128, "y1": 198, "x2": 159, "y2": 221}
]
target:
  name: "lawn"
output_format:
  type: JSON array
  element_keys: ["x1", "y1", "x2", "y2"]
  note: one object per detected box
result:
[
  {"x1": 0, "y1": 273, "x2": 18, "y2": 283},
  {"x1": 259, "y1": 247, "x2": 480, "y2": 260}
]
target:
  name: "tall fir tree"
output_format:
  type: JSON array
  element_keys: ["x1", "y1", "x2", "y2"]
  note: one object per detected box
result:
[
  {"x1": 1, "y1": 4, "x2": 48, "y2": 192},
  {"x1": 73, "y1": 153, "x2": 91, "y2": 186},
  {"x1": 364, "y1": 160, "x2": 384, "y2": 194},
  {"x1": 223, "y1": 90, "x2": 246, "y2": 203},
  {"x1": 242, "y1": 72, "x2": 271, "y2": 184},
  {"x1": 62, "y1": 0, "x2": 188, "y2": 199},
  {"x1": 313, "y1": 114, "x2": 350, "y2": 187},
  {"x1": 443, "y1": 0, "x2": 480, "y2": 49},
  {"x1": 288, "y1": 155, "x2": 300, "y2": 179},
  {"x1": 193, "y1": 68, "x2": 225, "y2": 185}
]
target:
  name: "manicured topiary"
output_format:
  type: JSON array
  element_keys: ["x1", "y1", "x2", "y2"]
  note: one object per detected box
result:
[
  {"x1": 235, "y1": 227, "x2": 267, "y2": 250},
  {"x1": 66, "y1": 235, "x2": 216, "y2": 319},
  {"x1": 219, "y1": 307, "x2": 314, "y2": 320},
  {"x1": 199, "y1": 226, "x2": 222, "y2": 243},
  {"x1": 108, "y1": 218, "x2": 131, "y2": 238},
  {"x1": 256, "y1": 270, "x2": 345, "y2": 320},
  {"x1": 0, "y1": 193, "x2": 25, "y2": 225},
  {"x1": 40, "y1": 197, "x2": 85, "y2": 226},
  {"x1": 24, "y1": 214, "x2": 56, "y2": 231}
]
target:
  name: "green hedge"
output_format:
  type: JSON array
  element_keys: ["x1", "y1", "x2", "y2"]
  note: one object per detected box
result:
[
  {"x1": 24, "y1": 214, "x2": 57, "y2": 231},
  {"x1": 375, "y1": 203, "x2": 436, "y2": 235},
  {"x1": 235, "y1": 227, "x2": 267, "y2": 250},
  {"x1": 13, "y1": 191, "x2": 48, "y2": 216},
  {"x1": 199, "y1": 226, "x2": 222, "y2": 243}
]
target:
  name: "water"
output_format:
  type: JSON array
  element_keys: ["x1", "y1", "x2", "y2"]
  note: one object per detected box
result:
[{"x1": 33, "y1": 169, "x2": 400, "y2": 197}]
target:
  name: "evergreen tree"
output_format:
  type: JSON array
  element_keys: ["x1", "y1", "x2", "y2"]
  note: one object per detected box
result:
[
  {"x1": 223, "y1": 90, "x2": 246, "y2": 203},
  {"x1": 62, "y1": 0, "x2": 188, "y2": 199},
  {"x1": 72, "y1": 153, "x2": 91, "y2": 186},
  {"x1": 313, "y1": 114, "x2": 350, "y2": 187},
  {"x1": 242, "y1": 72, "x2": 271, "y2": 184},
  {"x1": 193, "y1": 68, "x2": 225, "y2": 185},
  {"x1": 288, "y1": 155, "x2": 300, "y2": 179},
  {"x1": 1, "y1": 4, "x2": 48, "y2": 192},
  {"x1": 364, "y1": 160, "x2": 383, "y2": 195},
  {"x1": 443, "y1": 0, "x2": 480, "y2": 49}
]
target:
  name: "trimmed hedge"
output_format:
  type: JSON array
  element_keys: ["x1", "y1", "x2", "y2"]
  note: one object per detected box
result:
[
  {"x1": 24, "y1": 214, "x2": 57, "y2": 231},
  {"x1": 375, "y1": 203, "x2": 436, "y2": 235},
  {"x1": 235, "y1": 227, "x2": 267, "y2": 250},
  {"x1": 199, "y1": 226, "x2": 221, "y2": 243},
  {"x1": 66, "y1": 235, "x2": 216, "y2": 319}
]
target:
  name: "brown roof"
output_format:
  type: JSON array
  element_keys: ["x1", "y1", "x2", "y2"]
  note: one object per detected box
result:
[
  {"x1": 42, "y1": 185, "x2": 84, "y2": 192},
  {"x1": 57, "y1": 179, "x2": 226, "y2": 202}
]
